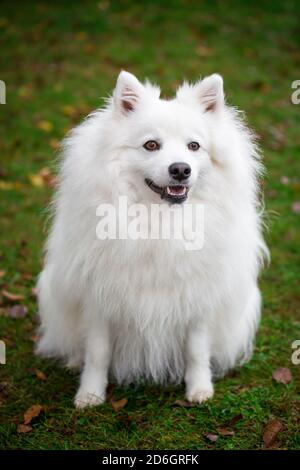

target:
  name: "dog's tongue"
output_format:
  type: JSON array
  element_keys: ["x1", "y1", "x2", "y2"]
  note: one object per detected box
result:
[{"x1": 166, "y1": 185, "x2": 187, "y2": 197}]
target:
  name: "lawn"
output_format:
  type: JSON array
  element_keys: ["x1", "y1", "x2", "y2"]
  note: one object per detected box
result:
[{"x1": 0, "y1": 0, "x2": 299, "y2": 450}]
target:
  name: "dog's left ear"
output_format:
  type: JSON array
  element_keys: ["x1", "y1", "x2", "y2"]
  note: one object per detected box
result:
[
  {"x1": 113, "y1": 71, "x2": 144, "y2": 115},
  {"x1": 195, "y1": 74, "x2": 224, "y2": 112}
]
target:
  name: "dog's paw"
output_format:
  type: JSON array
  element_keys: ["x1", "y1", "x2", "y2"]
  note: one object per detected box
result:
[
  {"x1": 74, "y1": 390, "x2": 106, "y2": 409},
  {"x1": 185, "y1": 386, "x2": 214, "y2": 404}
]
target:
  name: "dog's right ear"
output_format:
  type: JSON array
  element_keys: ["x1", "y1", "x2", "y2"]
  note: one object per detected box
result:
[{"x1": 113, "y1": 71, "x2": 144, "y2": 115}]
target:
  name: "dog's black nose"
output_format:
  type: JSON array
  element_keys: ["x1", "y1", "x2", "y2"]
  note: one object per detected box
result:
[{"x1": 168, "y1": 162, "x2": 191, "y2": 181}]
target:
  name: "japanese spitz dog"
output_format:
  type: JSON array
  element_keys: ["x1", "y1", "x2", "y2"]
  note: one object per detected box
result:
[{"x1": 37, "y1": 71, "x2": 268, "y2": 408}]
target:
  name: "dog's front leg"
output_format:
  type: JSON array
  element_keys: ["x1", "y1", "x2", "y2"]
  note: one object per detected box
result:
[
  {"x1": 74, "y1": 313, "x2": 111, "y2": 409},
  {"x1": 185, "y1": 323, "x2": 214, "y2": 404}
]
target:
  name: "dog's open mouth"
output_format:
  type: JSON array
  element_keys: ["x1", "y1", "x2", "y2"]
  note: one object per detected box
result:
[{"x1": 145, "y1": 178, "x2": 189, "y2": 204}]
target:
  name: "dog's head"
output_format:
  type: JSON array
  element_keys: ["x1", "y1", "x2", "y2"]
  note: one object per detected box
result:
[{"x1": 108, "y1": 71, "x2": 225, "y2": 204}]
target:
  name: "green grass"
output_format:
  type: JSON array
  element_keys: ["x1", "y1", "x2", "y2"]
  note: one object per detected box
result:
[{"x1": 0, "y1": 0, "x2": 300, "y2": 450}]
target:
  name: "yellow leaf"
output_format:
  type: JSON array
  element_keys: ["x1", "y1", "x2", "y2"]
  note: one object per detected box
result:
[
  {"x1": 0, "y1": 181, "x2": 24, "y2": 190},
  {"x1": 28, "y1": 174, "x2": 45, "y2": 187},
  {"x1": 62, "y1": 105, "x2": 76, "y2": 117},
  {"x1": 37, "y1": 120, "x2": 53, "y2": 132}
]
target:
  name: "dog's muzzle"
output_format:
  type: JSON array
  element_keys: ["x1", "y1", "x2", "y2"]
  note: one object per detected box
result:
[{"x1": 145, "y1": 178, "x2": 190, "y2": 204}]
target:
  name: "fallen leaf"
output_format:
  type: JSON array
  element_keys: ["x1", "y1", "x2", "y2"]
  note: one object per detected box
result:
[
  {"x1": 17, "y1": 424, "x2": 32, "y2": 434},
  {"x1": 29, "y1": 168, "x2": 58, "y2": 189},
  {"x1": 110, "y1": 397, "x2": 128, "y2": 412},
  {"x1": 24, "y1": 404, "x2": 43, "y2": 425},
  {"x1": 263, "y1": 418, "x2": 283, "y2": 448},
  {"x1": 37, "y1": 120, "x2": 53, "y2": 132},
  {"x1": 0, "y1": 308, "x2": 7, "y2": 316},
  {"x1": 205, "y1": 433, "x2": 218, "y2": 442},
  {"x1": 2, "y1": 289, "x2": 25, "y2": 302},
  {"x1": 173, "y1": 399, "x2": 197, "y2": 408},
  {"x1": 217, "y1": 427, "x2": 235, "y2": 436},
  {"x1": 228, "y1": 414, "x2": 243, "y2": 426},
  {"x1": 31, "y1": 287, "x2": 38, "y2": 297},
  {"x1": 0, "y1": 270, "x2": 6, "y2": 278},
  {"x1": 291, "y1": 202, "x2": 300, "y2": 214},
  {"x1": 35, "y1": 369, "x2": 47, "y2": 381},
  {"x1": 9, "y1": 305, "x2": 28, "y2": 318},
  {"x1": 49, "y1": 138, "x2": 60, "y2": 150},
  {"x1": 233, "y1": 384, "x2": 251, "y2": 393},
  {"x1": 18, "y1": 85, "x2": 33, "y2": 100},
  {"x1": 280, "y1": 176, "x2": 290, "y2": 185},
  {"x1": 29, "y1": 334, "x2": 39, "y2": 343},
  {"x1": 195, "y1": 44, "x2": 212, "y2": 57},
  {"x1": 0, "y1": 181, "x2": 24, "y2": 191},
  {"x1": 22, "y1": 272, "x2": 33, "y2": 281},
  {"x1": 39, "y1": 167, "x2": 58, "y2": 188},
  {"x1": 272, "y1": 367, "x2": 292, "y2": 384},
  {"x1": 28, "y1": 173, "x2": 44, "y2": 188}
]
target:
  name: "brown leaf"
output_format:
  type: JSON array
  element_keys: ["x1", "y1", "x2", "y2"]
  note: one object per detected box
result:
[
  {"x1": 17, "y1": 424, "x2": 32, "y2": 434},
  {"x1": 29, "y1": 334, "x2": 39, "y2": 343},
  {"x1": 228, "y1": 414, "x2": 243, "y2": 426},
  {"x1": 291, "y1": 202, "x2": 300, "y2": 214},
  {"x1": 31, "y1": 287, "x2": 38, "y2": 297},
  {"x1": 9, "y1": 305, "x2": 28, "y2": 318},
  {"x1": 24, "y1": 404, "x2": 43, "y2": 425},
  {"x1": 22, "y1": 272, "x2": 33, "y2": 281},
  {"x1": 205, "y1": 433, "x2": 218, "y2": 442},
  {"x1": 217, "y1": 427, "x2": 235, "y2": 436},
  {"x1": 37, "y1": 120, "x2": 53, "y2": 133},
  {"x1": 173, "y1": 399, "x2": 197, "y2": 408},
  {"x1": 49, "y1": 138, "x2": 60, "y2": 150},
  {"x1": 110, "y1": 397, "x2": 128, "y2": 412},
  {"x1": 2, "y1": 289, "x2": 25, "y2": 302},
  {"x1": 35, "y1": 369, "x2": 47, "y2": 381},
  {"x1": 0, "y1": 270, "x2": 6, "y2": 279},
  {"x1": 280, "y1": 176, "x2": 290, "y2": 185},
  {"x1": 272, "y1": 367, "x2": 292, "y2": 384},
  {"x1": 263, "y1": 419, "x2": 283, "y2": 448}
]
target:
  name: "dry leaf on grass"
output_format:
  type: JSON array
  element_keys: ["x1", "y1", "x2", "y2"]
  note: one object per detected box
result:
[
  {"x1": 110, "y1": 397, "x2": 128, "y2": 412},
  {"x1": 291, "y1": 202, "x2": 300, "y2": 214},
  {"x1": 17, "y1": 424, "x2": 32, "y2": 434},
  {"x1": 263, "y1": 418, "x2": 283, "y2": 448},
  {"x1": 24, "y1": 404, "x2": 43, "y2": 425},
  {"x1": 9, "y1": 305, "x2": 28, "y2": 318},
  {"x1": 31, "y1": 287, "x2": 38, "y2": 297},
  {"x1": 272, "y1": 367, "x2": 292, "y2": 384},
  {"x1": 35, "y1": 369, "x2": 47, "y2": 381},
  {"x1": 29, "y1": 167, "x2": 58, "y2": 189},
  {"x1": 29, "y1": 334, "x2": 39, "y2": 343},
  {"x1": 37, "y1": 120, "x2": 53, "y2": 133},
  {"x1": 280, "y1": 176, "x2": 290, "y2": 185},
  {"x1": 216, "y1": 427, "x2": 235, "y2": 436},
  {"x1": 173, "y1": 399, "x2": 197, "y2": 408},
  {"x1": 0, "y1": 270, "x2": 6, "y2": 278},
  {"x1": 2, "y1": 289, "x2": 25, "y2": 302},
  {"x1": 205, "y1": 433, "x2": 218, "y2": 442}
]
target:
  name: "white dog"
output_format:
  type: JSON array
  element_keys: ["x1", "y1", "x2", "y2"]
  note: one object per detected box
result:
[{"x1": 37, "y1": 71, "x2": 268, "y2": 408}]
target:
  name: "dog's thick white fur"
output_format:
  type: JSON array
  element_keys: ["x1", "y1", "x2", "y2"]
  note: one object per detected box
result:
[{"x1": 37, "y1": 71, "x2": 268, "y2": 408}]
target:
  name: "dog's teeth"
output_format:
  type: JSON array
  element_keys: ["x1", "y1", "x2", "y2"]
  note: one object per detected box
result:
[{"x1": 167, "y1": 186, "x2": 187, "y2": 197}]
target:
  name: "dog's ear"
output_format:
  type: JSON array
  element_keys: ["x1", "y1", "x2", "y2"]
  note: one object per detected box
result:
[
  {"x1": 195, "y1": 74, "x2": 224, "y2": 112},
  {"x1": 113, "y1": 71, "x2": 144, "y2": 115}
]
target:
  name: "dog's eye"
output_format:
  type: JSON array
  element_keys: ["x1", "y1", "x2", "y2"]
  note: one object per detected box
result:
[
  {"x1": 188, "y1": 142, "x2": 200, "y2": 151},
  {"x1": 143, "y1": 140, "x2": 160, "y2": 151}
]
